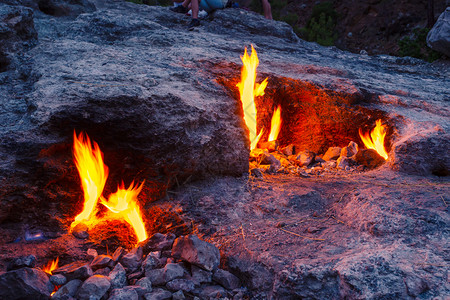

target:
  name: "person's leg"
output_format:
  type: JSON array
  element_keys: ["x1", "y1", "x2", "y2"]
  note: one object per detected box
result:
[{"x1": 261, "y1": 0, "x2": 272, "y2": 19}]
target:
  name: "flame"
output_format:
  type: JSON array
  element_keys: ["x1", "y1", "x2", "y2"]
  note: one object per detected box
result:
[
  {"x1": 101, "y1": 181, "x2": 148, "y2": 242},
  {"x1": 43, "y1": 257, "x2": 59, "y2": 275},
  {"x1": 359, "y1": 119, "x2": 388, "y2": 160},
  {"x1": 237, "y1": 45, "x2": 268, "y2": 150},
  {"x1": 72, "y1": 131, "x2": 109, "y2": 226},
  {"x1": 268, "y1": 105, "x2": 282, "y2": 142}
]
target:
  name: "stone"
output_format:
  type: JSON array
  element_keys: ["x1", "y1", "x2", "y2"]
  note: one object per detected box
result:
[
  {"x1": 281, "y1": 144, "x2": 295, "y2": 156},
  {"x1": 258, "y1": 140, "x2": 277, "y2": 151},
  {"x1": 76, "y1": 275, "x2": 111, "y2": 300},
  {"x1": 109, "y1": 263, "x2": 127, "y2": 290},
  {"x1": 172, "y1": 290, "x2": 185, "y2": 300},
  {"x1": 71, "y1": 223, "x2": 89, "y2": 239},
  {"x1": 136, "y1": 277, "x2": 152, "y2": 294},
  {"x1": 144, "y1": 288, "x2": 172, "y2": 300},
  {"x1": 127, "y1": 268, "x2": 144, "y2": 283},
  {"x1": 146, "y1": 263, "x2": 185, "y2": 286},
  {"x1": 171, "y1": 235, "x2": 220, "y2": 272},
  {"x1": 146, "y1": 269, "x2": 165, "y2": 286},
  {"x1": 50, "y1": 274, "x2": 67, "y2": 286},
  {"x1": 323, "y1": 147, "x2": 342, "y2": 161},
  {"x1": 93, "y1": 267, "x2": 110, "y2": 276},
  {"x1": 52, "y1": 279, "x2": 82, "y2": 300},
  {"x1": 90, "y1": 254, "x2": 113, "y2": 270},
  {"x1": 213, "y1": 269, "x2": 241, "y2": 290},
  {"x1": 120, "y1": 246, "x2": 143, "y2": 272},
  {"x1": 340, "y1": 141, "x2": 359, "y2": 157},
  {"x1": 165, "y1": 279, "x2": 195, "y2": 292},
  {"x1": 7, "y1": 254, "x2": 36, "y2": 271},
  {"x1": 226, "y1": 256, "x2": 273, "y2": 291},
  {"x1": 191, "y1": 265, "x2": 212, "y2": 285},
  {"x1": 87, "y1": 248, "x2": 98, "y2": 261},
  {"x1": 354, "y1": 149, "x2": 385, "y2": 169},
  {"x1": 112, "y1": 247, "x2": 125, "y2": 263},
  {"x1": 139, "y1": 233, "x2": 176, "y2": 253},
  {"x1": 198, "y1": 285, "x2": 227, "y2": 299},
  {"x1": 323, "y1": 160, "x2": 337, "y2": 169},
  {"x1": 37, "y1": 0, "x2": 96, "y2": 17},
  {"x1": 108, "y1": 286, "x2": 139, "y2": 300},
  {"x1": 336, "y1": 156, "x2": 351, "y2": 170},
  {"x1": 295, "y1": 150, "x2": 315, "y2": 167},
  {"x1": 53, "y1": 261, "x2": 93, "y2": 281},
  {"x1": 250, "y1": 167, "x2": 263, "y2": 178},
  {"x1": 427, "y1": 7, "x2": 450, "y2": 57},
  {"x1": 143, "y1": 252, "x2": 164, "y2": 271},
  {"x1": 0, "y1": 267, "x2": 53, "y2": 299}
]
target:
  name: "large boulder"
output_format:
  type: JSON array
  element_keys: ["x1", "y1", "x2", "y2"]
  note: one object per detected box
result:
[
  {"x1": 427, "y1": 7, "x2": 450, "y2": 57},
  {"x1": 0, "y1": 267, "x2": 53, "y2": 299}
]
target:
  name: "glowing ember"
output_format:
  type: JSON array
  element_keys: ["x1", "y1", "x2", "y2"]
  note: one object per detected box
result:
[
  {"x1": 268, "y1": 105, "x2": 282, "y2": 142},
  {"x1": 101, "y1": 181, "x2": 148, "y2": 242},
  {"x1": 72, "y1": 131, "x2": 109, "y2": 227},
  {"x1": 237, "y1": 45, "x2": 268, "y2": 150},
  {"x1": 359, "y1": 119, "x2": 388, "y2": 160},
  {"x1": 42, "y1": 257, "x2": 59, "y2": 275}
]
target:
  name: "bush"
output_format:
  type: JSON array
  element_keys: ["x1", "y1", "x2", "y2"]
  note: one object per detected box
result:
[
  {"x1": 398, "y1": 28, "x2": 442, "y2": 62},
  {"x1": 298, "y1": 2, "x2": 338, "y2": 47}
]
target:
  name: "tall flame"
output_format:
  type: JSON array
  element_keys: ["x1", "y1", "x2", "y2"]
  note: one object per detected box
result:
[
  {"x1": 237, "y1": 45, "x2": 268, "y2": 150},
  {"x1": 43, "y1": 257, "x2": 59, "y2": 275},
  {"x1": 101, "y1": 181, "x2": 148, "y2": 242},
  {"x1": 72, "y1": 131, "x2": 109, "y2": 226},
  {"x1": 268, "y1": 105, "x2": 282, "y2": 142},
  {"x1": 359, "y1": 119, "x2": 388, "y2": 160}
]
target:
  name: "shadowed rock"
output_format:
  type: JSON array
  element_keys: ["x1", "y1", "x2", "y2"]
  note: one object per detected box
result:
[{"x1": 0, "y1": 267, "x2": 53, "y2": 299}]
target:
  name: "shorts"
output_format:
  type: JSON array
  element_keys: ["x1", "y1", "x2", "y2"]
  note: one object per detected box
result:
[{"x1": 199, "y1": 0, "x2": 228, "y2": 12}]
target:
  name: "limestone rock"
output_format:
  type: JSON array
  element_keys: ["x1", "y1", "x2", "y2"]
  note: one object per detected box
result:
[
  {"x1": 171, "y1": 235, "x2": 220, "y2": 271},
  {"x1": 144, "y1": 288, "x2": 172, "y2": 300},
  {"x1": 52, "y1": 279, "x2": 82, "y2": 300},
  {"x1": 143, "y1": 252, "x2": 164, "y2": 272},
  {"x1": 71, "y1": 223, "x2": 89, "y2": 239},
  {"x1": 108, "y1": 286, "x2": 139, "y2": 300},
  {"x1": 136, "y1": 277, "x2": 152, "y2": 294},
  {"x1": 120, "y1": 246, "x2": 143, "y2": 272},
  {"x1": 37, "y1": 0, "x2": 96, "y2": 17},
  {"x1": 53, "y1": 261, "x2": 93, "y2": 281},
  {"x1": 0, "y1": 267, "x2": 52, "y2": 299},
  {"x1": 355, "y1": 149, "x2": 385, "y2": 169},
  {"x1": 213, "y1": 269, "x2": 240, "y2": 290},
  {"x1": 50, "y1": 274, "x2": 67, "y2": 286},
  {"x1": 340, "y1": 141, "x2": 359, "y2": 158},
  {"x1": 90, "y1": 254, "x2": 113, "y2": 270},
  {"x1": 7, "y1": 254, "x2": 36, "y2": 271},
  {"x1": 323, "y1": 147, "x2": 342, "y2": 161},
  {"x1": 427, "y1": 7, "x2": 450, "y2": 57},
  {"x1": 140, "y1": 233, "x2": 176, "y2": 253},
  {"x1": 76, "y1": 275, "x2": 111, "y2": 300},
  {"x1": 87, "y1": 248, "x2": 98, "y2": 261},
  {"x1": 172, "y1": 290, "x2": 185, "y2": 300},
  {"x1": 112, "y1": 247, "x2": 125, "y2": 264},
  {"x1": 295, "y1": 150, "x2": 315, "y2": 167},
  {"x1": 109, "y1": 263, "x2": 127, "y2": 290},
  {"x1": 191, "y1": 265, "x2": 212, "y2": 285},
  {"x1": 165, "y1": 279, "x2": 195, "y2": 293}
]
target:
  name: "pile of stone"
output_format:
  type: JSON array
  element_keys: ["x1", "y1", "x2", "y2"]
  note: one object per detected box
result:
[
  {"x1": 0, "y1": 234, "x2": 245, "y2": 300},
  {"x1": 250, "y1": 141, "x2": 386, "y2": 178}
]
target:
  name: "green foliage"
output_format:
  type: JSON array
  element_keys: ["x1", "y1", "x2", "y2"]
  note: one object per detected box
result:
[
  {"x1": 250, "y1": 0, "x2": 287, "y2": 20},
  {"x1": 280, "y1": 12, "x2": 298, "y2": 26},
  {"x1": 298, "y1": 2, "x2": 338, "y2": 47},
  {"x1": 398, "y1": 28, "x2": 442, "y2": 62}
]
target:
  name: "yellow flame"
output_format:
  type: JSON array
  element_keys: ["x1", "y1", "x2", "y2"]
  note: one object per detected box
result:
[
  {"x1": 101, "y1": 181, "x2": 148, "y2": 242},
  {"x1": 268, "y1": 105, "x2": 282, "y2": 142},
  {"x1": 359, "y1": 119, "x2": 388, "y2": 160},
  {"x1": 237, "y1": 45, "x2": 268, "y2": 150},
  {"x1": 43, "y1": 257, "x2": 59, "y2": 275},
  {"x1": 72, "y1": 131, "x2": 109, "y2": 226}
]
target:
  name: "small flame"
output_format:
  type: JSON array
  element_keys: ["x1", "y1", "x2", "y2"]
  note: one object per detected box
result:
[
  {"x1": 268, "y1": 105, "x2": 282, "y2": 142},
  {"x1": 43, "y1": 257, "x2": 59, "y2": 275},
  {"x1": 72, "y1": 131, "x2": 109, "y2": 227},
  {"x1": 101, "y1": 181, "x2": 148, "y2": 242},
  {"x1": 237, "y1": 45, "x2": 268, "y2": 150},
  {"x1": 359, "y1": 119, "x2": 388, "y2": 160}
]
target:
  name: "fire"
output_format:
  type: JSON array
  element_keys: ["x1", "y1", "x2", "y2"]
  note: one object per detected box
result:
[
  {"x1": 101, "y1": 181, "x2": 148, "y2": 242},
  {"x1": 43, "y1": 257, "x2": 59, "y2": 275},
  {"x1": 72, "y1": 131, "x2": 108, "y2": 226},
  {"x1": 268, "y1": 105, "x2": 282, "y2": 142},
  {"x1": 359, "y1": 119, "x2": 388, "y2": 160},
  {"x1": 237, "y1": 45, "x2": 268, "y2": 150},
  {"x1": 70, "y1": 131, "x2": 147, "y2": 243}
]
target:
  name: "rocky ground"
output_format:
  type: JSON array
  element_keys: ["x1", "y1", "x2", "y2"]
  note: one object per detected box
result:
[{"x1": 0, "y1": 0, "x2": 449, "y2": 299}]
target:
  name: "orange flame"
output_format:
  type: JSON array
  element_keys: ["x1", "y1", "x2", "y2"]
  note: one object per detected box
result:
[
  {"x1": 43, "y1": 257, "x2": 59, "y2": 275},
  {"x1": 359, "y1": 119, "x2": 388, "y2": 160},
  {"x1": 101, "y1": 181, "x2": 148, "y2": 242},
  {"x1": 72, "y1": 131, "x2": 108, "y2": 226},
  {"x1": 268, "y1": 105, "x2": 282, "y2": 142},
  {"x1": 237, "y1": 45, "x2": 268, "y2": 150}
]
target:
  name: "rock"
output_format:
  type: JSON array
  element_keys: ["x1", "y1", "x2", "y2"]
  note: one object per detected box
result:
[
  {"x1": 71, "y1": 223, "x2": 89, "y2": 239},
  {"x1": 90, "y1": 254, "x2": 113, "y2": 270},
  {"x1": 250, "y1": 167, "x2": 263, "y2": 178},
  {"x1": 144, "y1": 288, "x2": 172, "y2": 300},
  {"x1": 52, "y1": 279, "x2": 82, "y2": 300},
  {"x1": 146, "y1": 263, "x2": 185, "y2": 286},
  {"x1": 323, "y1": 160, "x2": 337, "y2": 169},
  {"x1": 281, "y1": 144, "x2": 295, "y2": 156},
  {"x1": 143, "y1": 252, "x2": 163, "y2": 271},
  {"x1": 340, "y1": 141, "x2": 359, "y2": 157},
  {"x1": 7, "y1": 254, "x2": 36, "y2": 271},
  {"x1": 50, "y1": 274, "x2": 67, "y2": 286},
  {"x1": 295, "y1": 150, "x2": 315, "y2": 167},
  {"x1": 76, "y1": 275, "x2": 111, "y2": 300},
  {"x1": 108, "y1": 286, "x2": 139, "y2": 300},
  {"x1": 112, "y1": 247, "x2": 125, "y2": 264},
  {"x1": 87, "y1": 248, "x2": 98, "y2": 261},
  {"x1": 323, "y1": 147, "x2": 342, "y2": 161},
  {"x1": 127, "y1": 268, "x2": 144, "y2": 283},
  {"x1": 165, "y1": 279, "x2": 195, "y2": 292},
  {"x1": 53, "y1": 261, "x2": 93, "y2": 281},
  {"x1": 354, "y1": 149, "x2": 385, "y2": 169},
  {"x1": 94, "y1": 267, "x2": 110, "y2": 276},
  {"x1": 0, "y1": 267, "x2": 53, "y2": 299},
  {"x1": 258, "y1": 140, "x2": 277, "y2": 151},
  {"x1": 109, "y1": 263, "x2": 127, "y2": 290},
  {"x1": 136, "y1": 277, "x2": 152, "y2": 294},
  {"x1": 427, "y1": 7, "x2": 450, "y2": 57},
  {"x1": 336, "y1": 156, "x2": 351, "y2": 170},
  {"x1": 198, "y1": 285, "x2": 227, "y2": 299},
  {"x1": 191, "y1": 265, "x2": 212, "y2": 285},
  {"x1": 120, "y1": 246, "x2": 143, "y2": 272},
  {"x1": 139, "y1": 233, "x2": 176, "y2": 253},
  {"x1": 226, "y1": 256, "x2": 273, "y2": 291},
  {"x1": 171, "y1": 235, "x2": 220, "y2": 272},
  {"x1": 145, "y1": 269, "x2": 165, "y2": 286},
  {"x1": 213, "y1": 269, "x2": 240, "y2": 290},
  {"x1": 172, "y1": 290, "x2": 185, "y2": 300},
  {"x1": 37, "y1": 0, "x2": 96, "y2": 17}
]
